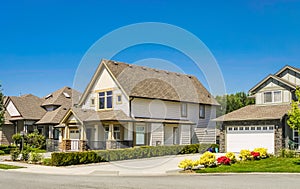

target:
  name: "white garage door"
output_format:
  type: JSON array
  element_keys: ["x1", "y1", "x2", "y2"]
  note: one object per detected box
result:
[{"x1": 226, "y1": 125, "x2": 275, "y2": 154}]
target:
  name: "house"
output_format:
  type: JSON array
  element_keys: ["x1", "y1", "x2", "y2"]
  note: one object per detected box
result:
[
  {"x1": 1, "y1": 87, "x2": 80, "y2": 147},
  {"x1": 57, "y1": 59, "x2": 219, "y2": 151},
  {"x1": 215, "y1": 65, "x2": 300, "y2": 154}
]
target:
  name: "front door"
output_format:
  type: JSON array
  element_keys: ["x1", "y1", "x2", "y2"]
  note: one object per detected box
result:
[
  {"x1": 173, "y1": 127, "x2": 179, "y2": 144},
  {"x1": 69, "y1": 129, "x2": 79, "y2": 151}
]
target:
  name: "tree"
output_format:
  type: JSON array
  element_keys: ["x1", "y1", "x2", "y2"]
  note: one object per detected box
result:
[
  {"x1": 0, "y1": 83, "x2": 4, "y2": 128},
  {"x1": 287, "y1": 88, "x2": 300, "y2": 131},
  {"x1": 215, "y1": 92, "x2": 255, "y2": 117}
]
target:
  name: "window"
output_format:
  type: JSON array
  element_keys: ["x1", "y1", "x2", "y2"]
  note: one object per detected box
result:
[
  {"x1": 263, "y1": 91, "x2": 282, "y2": 103},
  {"x1": 269, "y1": 126, "x2": 274, "y2": 130},
  {"x1": 116, "y1": 94, "x2": 122, "y2": 104},
  {"x1": 104, "y1": 126, "x2": 109, "y2": 140},
  {"x1": 228, "y1": 127, "x2": 233, "y2": 131},
  {"x1": 181, "y1": 103, "x2": 187, "y2": 117},
  {"x1": 239, "y1": 127, "x2": 244, "y2": 131},
  {"x1": 257, "y1": 127, "x2": 261, "y2": 130},
  {"x1": 234, "y1": 127, "x2": 238, "y2": 131},
  {"x1": 199, "y1": 104, "x2": 205, "y2": 118},
  {"x1": 113, "y1": 125, "x2": 121, "y2": 140},
  {"x1": 99, "y1": 91, "x2": 113, "y2": 109},
  {"x1": 135, "y1": 125, "x2": 145, "y2": 145},
  {"x1": 263, "y1": 126, "x2": 268, "y2": 130},
  {"x1": 264, "y1": 92, "x2": 272, "y2": 103},
  {"x1": 251, "y1": 127, "x2": 255, "y2": 130},
  {"x1": 245, "y1": 127, "x2": 250, "y2": 130}
]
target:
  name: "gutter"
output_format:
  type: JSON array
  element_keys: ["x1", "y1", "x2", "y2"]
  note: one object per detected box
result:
[{"x1": 129, "y1": 97, "x2": 134, "y2": 118}]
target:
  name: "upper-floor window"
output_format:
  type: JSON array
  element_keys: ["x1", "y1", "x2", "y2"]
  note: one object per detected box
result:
[
  {"x1": 199, "y1": 104, "x2": 205, "y2": 119},
  {"x1": 99, "y1": 91, "x2": 113, "y2": 109},
  {"x1": 116, "y1": 94, "x2": 122, "y2": 104},
  {"x1": 263, "y1": 91, "x2": 282, "y2": 103},
  {"x1": 181, "y1": 103, "x2": 187, "y2": 117}
]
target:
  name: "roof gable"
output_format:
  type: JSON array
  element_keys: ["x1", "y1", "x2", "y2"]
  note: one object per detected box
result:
[
  {"x1": 79, "y1": 59, "x2": 218, "y2": 105},
  {"x1": 275, "y1": 65, "x2": 300, "y2": 77},
  {"x1": 249, "y1": 74, "x2": 296, "y2": 94}
]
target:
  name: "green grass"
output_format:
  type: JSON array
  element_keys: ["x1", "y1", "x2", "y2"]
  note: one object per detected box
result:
[
  {"x1": 196, "y1": 157, "x2": 300, "y2": 173},
  {"x1": 0, "y1": 164, "x2": 24, "y2": 170}
]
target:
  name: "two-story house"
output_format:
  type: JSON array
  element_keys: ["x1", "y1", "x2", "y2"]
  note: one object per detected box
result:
[
  {"x1": 1, "y1": 87, "x2": 79, "y2": 147},
  {"x1": 215, "y1": 65, "x2": 300, "y2": 154},
  {"x1": 57, "y1": 59, "x2": 219, "y2": 151}
]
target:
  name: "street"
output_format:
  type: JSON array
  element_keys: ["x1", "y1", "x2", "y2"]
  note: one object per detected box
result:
[{"x1": 1, "y1": 171, "x2": 300, "y2": 189}]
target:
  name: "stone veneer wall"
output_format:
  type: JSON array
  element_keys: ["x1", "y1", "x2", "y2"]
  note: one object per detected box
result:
[
  {"x1": 219, "y1": 120, "x2": 283, "y2": 154},
  {"x1": 60, "y1": 140, "x2": 71, "y2": 151},
  {"x1": 79, "y1": 140, "x2": 87, "y2": 151}
]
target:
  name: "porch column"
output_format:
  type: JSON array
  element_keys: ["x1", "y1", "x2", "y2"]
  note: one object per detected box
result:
[{"x1": 109, "y1": 124, "x2": 114, "y2": 140}]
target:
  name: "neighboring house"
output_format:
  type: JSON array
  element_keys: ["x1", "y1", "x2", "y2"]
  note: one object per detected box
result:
[
  {"x1": 215, "y1": 65, "x2": 300, "y2": 154},
  {"x1": 58, "y1": 59, "x2": 219, "y2": 151},
  {"x1": 0, "y1": 87, "x2": 79, "y2": 146}
]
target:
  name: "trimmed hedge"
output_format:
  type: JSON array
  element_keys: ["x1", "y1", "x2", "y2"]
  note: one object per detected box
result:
[
  {"x1": 51, "y1": 144, "x2": 211, "y2": 166},
  {"x1": 0, "y1": 145, "x2": 17, "y2": 154}
]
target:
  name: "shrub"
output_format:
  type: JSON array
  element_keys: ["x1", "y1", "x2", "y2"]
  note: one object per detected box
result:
[
  {"x1": 239, "y1": 149, "x2": 252, "y2": 161},
  {"x1": 27, "y1": 129, "x2": 46, "y2": 149},
  {"x1": 11, "y1": 149, "x2": 20, "y2": 161},
  {"x1": 253, "y1": 148, "x2": 268, "y2": 158},
  {"x1": 41, "y1": 158, "x2": 52, "y2": 166},
  {"x1": 0, "y1": 145, "x2": 17, "y2": 154},
  {"x1": 199, "y1": 151, "x2": 216, "y2": 167},
  {"x1": 279, "y1": 149, "x2": 298, "y2": 158},
  {"x1": 28, "y1": 152, "x2": 43, "y2": 164},
  {"x1": 0, "y1": 150, "x2": 5, "y2": 155},
  {"x1": 225, "y1": 152, "x2": 237, "y2": 163},
  {"x1": 179, "y1": 144, "x2": 200, "y2": 154},
  {"x1": 217, "y1": 156, "x2": 231, "y2": 165},
  {"x1": 178, "y1": 159, "x2": 196, "y2": 170},
  {"x1": 21, "y1": 147, "x2": 30, "y2": 161}
]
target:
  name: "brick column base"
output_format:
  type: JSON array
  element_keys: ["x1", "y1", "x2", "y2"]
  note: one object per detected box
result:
[
  {"x1": 60, "y1": 140, "x2": 71, "y2": 151},
  {"x1": 79, "y1": 140, "x2": 87, "y2": 151}
]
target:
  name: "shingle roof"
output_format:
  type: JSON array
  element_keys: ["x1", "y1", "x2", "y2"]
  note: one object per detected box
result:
[
  {"x1": 214, "y1": 104, "x2": 291, "y2": 122},
  {"x1": 69, "y1": 107, "x2": 195, "y2": 124},
  {"x1": 104, "y1": 60, "x2": 219, "y2": 105},
  {"x1": 36, "y1": 87, "x2": 81, "y2": 124},
  {"x1": 71, "y1": 108, "x2": 132, "y2": 122},
  {"x1": 4, "y1": 111, "x2": 13, "y2": 124},
  {"x1": 9, "y1": 94, "x2": 46, "y2": 120}
]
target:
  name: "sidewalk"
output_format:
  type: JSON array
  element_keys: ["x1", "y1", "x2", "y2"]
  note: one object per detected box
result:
[{"x1": 0, "y1": 153, "x2": 225, "y2": 176}]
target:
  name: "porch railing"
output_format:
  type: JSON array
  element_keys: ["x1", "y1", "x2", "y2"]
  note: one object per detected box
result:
[
  {"x1": 46, "y1": 139, "x2": 60, "y2": 152},
  {"x1": 86, "y1": 140, "x2": 133, "y2": 150}
]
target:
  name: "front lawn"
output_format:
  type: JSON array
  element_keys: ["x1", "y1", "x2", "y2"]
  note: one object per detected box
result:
[
  {"x1": 196, "y1": 157, "x2": 300, "y2": 173},
  {"x1": 0, "y1": 164, "x2": 24, "y2": 170}
]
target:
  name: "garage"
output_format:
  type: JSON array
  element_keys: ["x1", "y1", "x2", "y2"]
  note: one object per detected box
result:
[{"x1": 226, "y1": 125, "x2": 275, "y2": 154}]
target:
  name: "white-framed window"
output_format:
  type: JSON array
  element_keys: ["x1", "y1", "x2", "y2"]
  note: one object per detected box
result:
[
  {"x1": 228, "y1": 127, "x2": 233, "y2": 131},
  {"x1": 181, "y1": 103, "x2": 187, "y2": 117},
  {"x1": 113, "y1": 125, "x2": 121, "y2": 140},
  {"x1": 104, "y1": 126, "x2": 109, "y2": 140},
  {"x1": 99, "y1": 91, "x2": 113, "y2": 109},
  {"x1": 199, "y1": 104, "x2": 205, "y2": 119},
  {"x1": 135, "y1": 125, "x2": 145, "y2": 145},
  {"x1": 263, "y1": 91, "x2": 282, "y2": 103},
  {"x1": 116, "y1": 94, "x2": 122, "y2": 104}
]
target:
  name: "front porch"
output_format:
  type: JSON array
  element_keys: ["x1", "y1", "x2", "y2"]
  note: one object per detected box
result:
[{"x1": 58, "y1": 121, "x2": 193, "y2": 152}]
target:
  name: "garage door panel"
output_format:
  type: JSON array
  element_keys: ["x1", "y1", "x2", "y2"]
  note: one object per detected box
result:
[{"x1": 227, "y1": 132, "x2": 274, "y2": 154}]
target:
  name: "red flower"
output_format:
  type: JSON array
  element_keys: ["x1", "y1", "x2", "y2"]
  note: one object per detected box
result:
[
  {"x1": 251, "y1": 151, "x2": 260, "y2": 159},
  {"x1": 217, "y1": 156, "x2": 231, "y2": 165}
]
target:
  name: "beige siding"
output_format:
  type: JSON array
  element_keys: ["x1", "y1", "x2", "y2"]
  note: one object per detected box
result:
[
  {"x1": 150, "y1": 123, "x2": 164, "y2": 146},
  {"x1": 82, "y1": 66, "x2": 129, "y2": 116},
  {"x1": 164, "y1": 124, "x2": 174, "y2": 145},
  {"x1": 6, "y1": 101, "x2": 20, "y2": 117},
  {"x1": 282, "y1": 72, "x2": 300, "y2": 85},
  {"x1": 180, "y1": 124, "x2": 191, "y2": 145}
]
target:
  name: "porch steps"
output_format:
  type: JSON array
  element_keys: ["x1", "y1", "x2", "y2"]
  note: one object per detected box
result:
[{"x1": 194, "y1": 128, "x2": 216, "y2": 144}]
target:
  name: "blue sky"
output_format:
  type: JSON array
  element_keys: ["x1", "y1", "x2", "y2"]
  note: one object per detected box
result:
[{"x1": 1, "y1": 0, "x2": 300, "y2": 97}]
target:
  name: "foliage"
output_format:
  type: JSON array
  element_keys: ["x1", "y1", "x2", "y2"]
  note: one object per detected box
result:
[
  {"x1": 12, "y1": 133, "x2": 24, "y2": 145},
  {"x1": 27, "y1": 129, "x2": 46, "y2": 149},
  {"x1": 199, "y1": 151, "x2": 216, "y2": 168},
  {"x1": 279, "y1": 149, "x2": 298, "y2": 158},
  {"x1": 287, "y1": 88, "x2": 300, "y2": 131},
  {"x1": 28, "y1": 152, "x2": 43, "y2": 164},
  {"x1": 217, "y1": 156, "x2": 231, "y2": 165},
  {"x1": 179, "y1": 144, "x2": 211, "y2": 154},
  {"x1": 239, "y1": 149, "x2": 252, "y2": 161},
  {"x1": 253, "y1": 148, "x2": 268, "y2": 158},
  {"x1": 215, "y1": 92, "x2": 255, "y2": 117},
  {"x1": 251, "y1": 151, "x2": 260, "y2": 160},
  {"x1": 0, "y1": 150, "x2": 5, "y2": 155},
  {"x1": 197, "y1": 157, "x2": 300, "y2": 173},
  {"x1": 51, "y1": 144, "x2": 209, "y2": 166},
  {"x1": 41, "y1": 158, "x2": 52, "y2": 166},
  {"x1": 0, "y1": 145, "x2": 16, "y2": 154},
  {"x1": 21, "y1": 145, "x2": 31, "y2": 161},
  {"x1": 10, "y1": 148, "x2": 20, "y2": 161},
  {"x1": 0, "y1": 83, "x2": 4, "y2": 129},
  {"x1": 225, "y1": 152, "x2": 237, "y2": 163},
  {"x1": 178, "y1": 159, "x2": 197, "y2": 170}
]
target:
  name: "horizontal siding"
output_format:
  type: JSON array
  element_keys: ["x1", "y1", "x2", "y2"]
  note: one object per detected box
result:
[
  {"x1": 180, "y1": 125, "x2": 190, "y2": 145},
  {"x1": 150, "y1": 123, "x2": 164, "y2": 146},
  {"x1": 194, "y1": 128, "x2": 216, "y2": 144}
]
